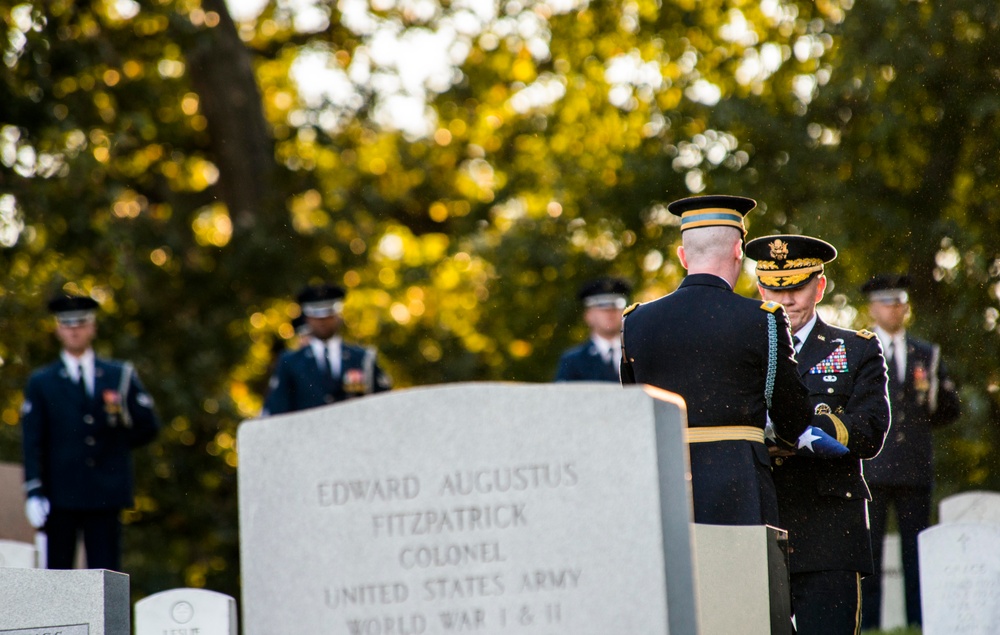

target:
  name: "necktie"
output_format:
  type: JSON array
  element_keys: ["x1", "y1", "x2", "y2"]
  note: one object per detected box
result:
[
  {"x1": 792, "y1": 335, "x2": 801, "y2": 353},
  {"x1": 77, "y1": 363, "x2": 89, "y2": 399},
  {"x1": 323, "y1": 345, "x2": 334, "y2": 379},
  {"x1": 885, "y1": 341, "x2": 898, "y2": 383}
]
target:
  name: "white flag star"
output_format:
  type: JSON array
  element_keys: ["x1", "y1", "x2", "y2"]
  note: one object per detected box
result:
[{"x1": 797, "y1": 427, "x2": 822, "y2": 452}]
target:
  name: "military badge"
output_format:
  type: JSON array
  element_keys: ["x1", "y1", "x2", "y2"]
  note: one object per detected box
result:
[
  {"x1": 814, "y1": 403, "x2": 832, "y2": 415},
  {"x1": 344, "y1": 368, "x2": 367, "y2": 394},
  {"x1": 103, "y1": 389, "x2": 122, "y2": 426},
  {"x1": 913, "y1": 363, "x2": 930, "y2": 392},
  {"x1": 769, "y1": 239, "x2": 790, "y2": 261},
  {"x1": 810, "y1": 344, "x2": 849, "y2": 374}
]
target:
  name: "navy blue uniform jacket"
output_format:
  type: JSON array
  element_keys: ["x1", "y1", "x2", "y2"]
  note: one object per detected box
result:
[
  {"x1": 772, "y1": 318, "x2": 890, "y2": 574},
  {"x1": 262, "y1": 341, "x2": 391, "y2": 416},
  {"x1": 864, "y1": 335, "x2": 960, "y2": 488},
  {"x1": 21, "y1": 358, "x2": 160, "y2": 510},
  {"x1": 621, "y1": 274, "x2": 812, "y2": 526},
  {"x1": 554, "y1": 341, "x2": 620, "y2": 382}
]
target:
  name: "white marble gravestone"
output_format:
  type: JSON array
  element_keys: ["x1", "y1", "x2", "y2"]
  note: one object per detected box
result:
[
  {"x1": 135, "y1": 588, "x2": 238, "y2": 635},
  {"x1": 919, "y1": 522, "x2": 1000, "y2": 635},
  {"x1": 239, "y1": 382, "x2": 698, "y2": 634},
  {"x1": 875, "y1": 533, "x2": 906, "y2": 631},
  {"x1": 0, "y1": 567, "x2": 129, "y2": 633},
  {"x1": 939, "y1": 490, "x2": 1000, "y2": 525},
  {"x1": 0, "y1": 538, "x2": 36, "y2": 569},
  {"x1": 692, "y1": 524, "x2": 791, "y2": 635}
]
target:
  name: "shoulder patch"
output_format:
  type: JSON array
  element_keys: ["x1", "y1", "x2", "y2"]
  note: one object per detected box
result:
[
  {"x1": 856, "y1": 329, "x2": 876, "y2": 340},
  {"x1": 623, "y1": 302, "x2": 641, "y2": 316},
  {"x1": 760, "y1": 301, "x2": 781, "y2": 313}
]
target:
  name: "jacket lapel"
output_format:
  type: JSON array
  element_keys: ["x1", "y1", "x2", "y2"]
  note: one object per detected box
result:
[{"x1": 796, "y1": 320, "x2": 839, "y2": 377}]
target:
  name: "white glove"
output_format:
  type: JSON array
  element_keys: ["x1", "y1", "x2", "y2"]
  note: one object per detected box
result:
[{"x1": 25, "y1": 496, "x2": 50, "y2": 529}]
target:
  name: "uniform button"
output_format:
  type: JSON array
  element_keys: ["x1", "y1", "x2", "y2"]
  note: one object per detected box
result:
[
  {"x1": 846, "y1": 492, "x2": 853, "y2": 498},
  {"x1": 774, "y1": 458, "x2": 784, "y2": 466},
  {"x1": 85, "y1": 458, "x2": 95, "y2": 467},
  {"x1": 83, "y1": 415, "x2": 94, "y2": 424},
  {"x1": 85, "y1": 436, "x2": 96, "y2": 446},
  {"x1": 827, "y1": 388, "x2": 834, "y2": 393}
]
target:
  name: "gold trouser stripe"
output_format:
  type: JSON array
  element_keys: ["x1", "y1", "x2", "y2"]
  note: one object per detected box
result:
[
  {"x1": 826, "y1": 413, "x2": 849, "y2": 446},
  {"x1": 852, "y1": 572, "x2": 862, "y2": 635},
  {"x1": 685, "y1": 426, "x2": 765, "y2": 444}
]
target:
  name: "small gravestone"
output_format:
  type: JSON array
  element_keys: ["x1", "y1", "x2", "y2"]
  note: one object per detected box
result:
[
  {"x1": 939, "y1": 491, "x2": 1000, "y2": 525},
  {"x1": 875, "y1": 533, "x2": 906, "y2": 631},
  {"x1": 239, "y1": 383, "x2": 698, "y2": 634},
  {"x1": 135, "y1": 588, "x2": 238, "y2": 635},
  {"x1": 0, "y1": 539, "x2": 36, "y2": 569},
  {"x1": 918, "y1": 522, "x2": 1000, "y2": 634},
  {"x1": 692, "y1": 524, "x2": 791, "y2": 635},
  {"x1": 0, "y1": 567, "x2": 129, "y2": 633}
]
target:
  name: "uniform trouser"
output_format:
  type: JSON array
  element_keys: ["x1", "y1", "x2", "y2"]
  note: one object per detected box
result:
[
  {"x1": 46, "y1": 507, "x2": 122, "y2": 571},
  {"x1": 861, "y1": 485, "x2": 930, "y2": 628},
  {"x1": 791, "y1": 570, "x2": 861, "y2": 635}
]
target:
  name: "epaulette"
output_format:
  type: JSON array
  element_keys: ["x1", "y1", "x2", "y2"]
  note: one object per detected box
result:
[
  {"x1": 623, "y1": 302, "x2": 641, "y2": 316},
  {"x1": 760, "y1": 300, "x2": 781, "y2": 313},
  {"x1": 856, "y1": 329, "x2": 876, "y2": 340}
]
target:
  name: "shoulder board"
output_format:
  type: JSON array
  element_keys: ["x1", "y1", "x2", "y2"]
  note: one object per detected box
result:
[
  {"x1": 759, "y1": 301, "x2": 781, "y2": 313},
  {"x1": 856, "y1": 329, "x2": 876, "y2": 340},
  {"x1": 623, "y1": 302, "x2": 641, "y2": 316}
]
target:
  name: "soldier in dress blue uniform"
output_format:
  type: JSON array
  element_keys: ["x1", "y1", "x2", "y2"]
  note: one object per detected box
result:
[
  {"x1": 621, "y1": 195, "x2": 813, "y2": 526},
  {"x1": 746, "y1": 235, "x2": 891, "y2": 635},
  {"x1": 859, "y1": 274, "x2": 960, "y2": 630},
  {"x1": 262, "y1": 283, "x2": 391, "y2": 416},
  {"x1": 554, "y1": 277, "x2": 632, "y2": 382},
  {"x1": 20, "y1": 293, "x2": 160, "y2": 570}
]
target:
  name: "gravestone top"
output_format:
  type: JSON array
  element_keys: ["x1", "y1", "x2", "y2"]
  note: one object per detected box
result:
[
  {"x1": 239, "y1": 382, "x2": 696, "y2": 634},
  {"x1": 0, "y1": 539, "x2": 36, "y2": 569},
  {"x1": 0, "y1": 567, "x2": 129, "y2": 634},
  {"x1": 135, "y1": 588, "x2": 238, "y2": 635},
  {"x1": 938, "y1": 490, "x2": 1000, "y2": 525},
  {"x1": 919, "y1": 522, "x2": 1000, "y2": 635}
]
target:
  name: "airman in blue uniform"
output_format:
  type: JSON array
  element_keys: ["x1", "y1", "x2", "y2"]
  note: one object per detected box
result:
[
  {"x1": 859, "y1": 274, "x2": 960, "y2": 630},
  {"x1": 621, "y1": 195, "x2": 812, "y2": 526},
  {"x1": 20, "y1": 293, "x2": 160, "y2": 570},
  {"x1": 554, "y1": 277, "x2": 632, "y2": 382},
  {"x1": 262, "y1": 283, "x2": 391, "y2": 416},
  {"x1": 747, "y1": 235, "x2": 891, "y2": 635}
]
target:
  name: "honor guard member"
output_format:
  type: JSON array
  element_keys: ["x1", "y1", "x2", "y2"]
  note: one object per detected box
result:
[
  {"x1": 262, "y1": 283, "x2": 391, "y2": 416},
  {"x1": 621, "y1": 195, "x2": 812, "y2": 526},
  {"x1": 554, "y1": 277, "x2": 632, "y2": 382},
  {"x1": 746, "y1": 235, "x2": 891, "y2": 635},
  {"x1": 859, "y1": 274, "x2": 960, "y2": 630},
  {"x1": 20, "y1": 293, "x2": 161, "y2": 571}
]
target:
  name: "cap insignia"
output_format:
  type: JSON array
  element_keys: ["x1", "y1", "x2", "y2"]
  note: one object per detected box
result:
[{"x1": 769, "y1": 239, "x2": 789, "y2": 261}]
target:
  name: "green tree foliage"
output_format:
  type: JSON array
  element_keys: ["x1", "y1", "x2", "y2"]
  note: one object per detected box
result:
[{"x1": 2, "y1": 0, "x2": 998, "y2": 602}]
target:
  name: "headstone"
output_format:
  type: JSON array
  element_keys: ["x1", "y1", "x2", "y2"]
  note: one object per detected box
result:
[
  {"x1": 0, "y1": 539, "x2": 36, "y2": 568},
  {"x1": 0, "y1": 461, "x2": 33, "y2": 542},
  {"x1": 876, "y1": 533, "x2": 906, "y2": 631},
  {"x1": 239, "y1": 382, "x2": 698, "y2": 634},
  {"x1": 135, "y1": 588, "x2": 238, "y2": 635},
  {"x1": 939, "y1": 490, "x2": 1000, "y2": 525},
  {"x1": 691, "y1": 524, "x2": 791, "y2": 635},
  {"x1": 918, "y1": 522, "x2": 1000, "y2": 634},
  {"x1": 0, "y1": 567, "x2": 130, "y2": 633}
]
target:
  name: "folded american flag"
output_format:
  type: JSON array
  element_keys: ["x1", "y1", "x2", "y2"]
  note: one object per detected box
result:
[{"x1": 765, "y1": 422, "x2": 849, "y2": 457}]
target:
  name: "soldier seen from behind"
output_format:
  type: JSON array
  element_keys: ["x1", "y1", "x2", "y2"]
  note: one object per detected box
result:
[{"x1": 621, "y1": 195, "x2": 812, "y2": 526}]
